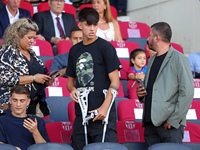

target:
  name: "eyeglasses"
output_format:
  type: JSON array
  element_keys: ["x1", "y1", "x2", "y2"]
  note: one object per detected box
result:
[{"x1": 52, "y1": 0, "x2": 65, "y2": 3}]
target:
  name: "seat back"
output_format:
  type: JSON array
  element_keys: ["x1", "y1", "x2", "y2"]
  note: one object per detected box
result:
[
  {"x1": 0, "y1": 143, "x2": 17, "y2": 150},
  {"x1": 57, "y1": 40, "x2": 72, "y2": 54},
  {"x1": 117, "y1": 99, "x2": 143, "y2": 121},
  {"x1": 117, "y1": 121, "x2": 145, "y2": 143},
  {"x1": 126, "y1": 38, "x2": 147, "y2": 50},
  {"x1": 121, "y1": 142, "x2": 145, "y2": 150},
  {"x1": 127, "y1": 80, "x2": 139, "y2": 100},
  {"x1": 46, "y1": 96, "x2": 72, "y2": 121},
  {"x1": 37, "y1": 2, "x2": 77, "y2": 19},
  {"x1": 119, "y1": 59, "x2": 129, "y2": 80},
  {"x1": 79, "y1": 4, "x2": 117, "y2": 20},
  {"x1": 45, "y1": 77, "x2": 70, "y2": 97},
  {"x1": 148, "y1": 143, "x2": 192, "y2": 150},
  {"x1": 27, "y1": 142, "x2": 74, "y2": 150},
  {"x1": 45, "y1": 59, "x2": 53, "y2": 71},
  {"x1": 20, "y1": 1, "x2": 34, "y2": 17},
  {"x1": 117, "y1": 81, "x2": 125, "y2": 97},
  {"x1": 171, "y1": 42, "x2": 184, "y2": 54},
  {"x1": 183, "y1": 122, "x2": 200, "y2": 143},
  {"x1": 109, "y1": 41, "x2": 140, "y2": 60},
  {"x1": 118, "y1": 21, "x2": 150, "y2": 40},
  {"x1": 186, "y1": 100, "x2": 200, "y2": 120},
  {"x1": 31, "y1": 39, "x2": 54, "y2": 56},
  {"x1": 83, "y1": 142, "x2": 128, "y2": 150}
]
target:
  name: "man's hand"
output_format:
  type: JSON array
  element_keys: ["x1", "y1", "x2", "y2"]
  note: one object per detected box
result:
[
  {"x1": 89, "y1": 106, "x2": 107, "y2": 122},
  {"x1": 35, "y1": 34, "x2": 44, "y2": 40},
  {"x1": 46, "y1": 76, "x2": 55, "y2": 86},
  {"x1": 50, "y1": 37, "x2": 63, "y2": 45},
  {"x1": 136, "y1": 84, "x2": 147, "y2": 98},
  {"x1": 164, "y1": 122, "x2": 171, "y2": 130},
  {"x1": 23, "y1": 118, "x2": 38, "y2": 134},
  {"x1": 70, "y1": 89, "x2": 78, "y2": 103}
]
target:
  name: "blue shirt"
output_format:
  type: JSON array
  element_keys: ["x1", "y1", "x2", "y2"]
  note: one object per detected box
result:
[
  {"x1": 188, "y1": 52, "x2": 200, "y2": 77},
  {"x1": 0, "y1": 113, "x2": 50, "y2": 150},
  {"x1": 49, "y1": 53, "x2": 69, "y2": 78}
]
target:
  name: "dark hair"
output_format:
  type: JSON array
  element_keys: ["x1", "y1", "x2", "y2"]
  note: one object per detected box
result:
[
  {"x1": 130, "y1": 49, "x2": 146, "y2": 66},
  {"x1": 151, "y1": 22, "x2": 172, "y2": 43},
  {"x1": 10, "y1": 85, "x2": 31, "y2": 98},
  {"x1": 78, "y1": 7, "x2": 99, "y2": 25},
  {"x1": 70, "y1": 27, "x2": 82, "y2": 37}
]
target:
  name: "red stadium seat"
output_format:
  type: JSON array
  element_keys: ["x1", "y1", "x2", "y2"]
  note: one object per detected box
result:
[
  {"x1": 79, "y1": 4, "x2": 117, "y2": 20},
  {"x1": 37, "y1": 2, "x2": 77, "y2": 19},
  {"x1": 45, "y1": 77, "x2": 70, "y2": 97},
  {"x1": 57, "y1": 40, "x2": 72, "y2": 54},
  {"x1": 31, "y1": 39, "x2": 54, "y2": 56},
  {"x1": 117, "y1": 99, "x2": 143, "y2": 121},
  {"x1": 127, "y1": 80, "x2": 139, "y2": 100},
  {"x1": 186, "y1": 100, "x2": 200, "y2": 120},
  {"x1": 117, "y1": 81, "x2": 125, "y2": 97},
  {"x1": 119, "y1": 21, "x2": 150, "y2": 40},
  {"x1": 171, "y1": 42, "x2": 184, "y2": 54},
  {"x1": 45, "y1": 59, "x2": 53, "y2": 71},
  {"x1": 109, "y1": 41, "x2": 140, "y2": 60},
  {"x1": 45, "y1": 121, "x2": 73, "y2": 143},
  {"x1": 117, "y1": 121, "x2": 145, "y2": 143},
  {"x1": 119, "y1": 59, "x2": 130, "y2": 80},
  {"x1": 183, "y1": 122, "x2": 200, "y2": 143}
]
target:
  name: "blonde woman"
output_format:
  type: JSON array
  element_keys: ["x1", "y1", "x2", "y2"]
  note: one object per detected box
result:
[
  {"x1": 0, "y1": 18, "x2": 54, "y2": 116},
  {"x1": 92, "y1": 0, "x2": 122, "y2": 41}
]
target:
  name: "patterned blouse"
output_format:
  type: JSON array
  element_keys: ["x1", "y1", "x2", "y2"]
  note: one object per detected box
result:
[{"x1": 0, "y1": 45, "x2": 44, "y2": 113}]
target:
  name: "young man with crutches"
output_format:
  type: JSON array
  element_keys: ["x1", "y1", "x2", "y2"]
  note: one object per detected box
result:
[{"x1": 67, "y1": 7, "x2": 121, "y2": 150}]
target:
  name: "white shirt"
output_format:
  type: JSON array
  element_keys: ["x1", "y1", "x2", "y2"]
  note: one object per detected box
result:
[
  {"x1": 6, "y1": 5, "x2": 20, "y2": 25},
  {"x1": 50, "y1": 10, "x2": 66, "y2": 38},
  {"x1": 96, "y1": 22, "x2": 115, "y2": 41}
]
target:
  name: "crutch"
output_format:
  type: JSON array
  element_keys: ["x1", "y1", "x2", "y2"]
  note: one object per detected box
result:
[
  {"x1": 75, "y1": 90, "x2": 91, "y2": 145},
  {"x1": 101, "y1": 89, "x2": 118, "y2": 142}
]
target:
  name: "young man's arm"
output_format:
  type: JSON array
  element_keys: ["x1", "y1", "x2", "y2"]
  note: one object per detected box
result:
[
  {"x1": 91, "y1": 69, "x2": 120, "y2": 121},
  {"x1": 23, "y1": 118, "x2": 46, "y2": 144},
  {"x1": 67, "y1": 76, "x2": 78, "y2": 103}
]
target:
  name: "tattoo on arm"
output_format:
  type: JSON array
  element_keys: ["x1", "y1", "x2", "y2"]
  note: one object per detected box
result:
[{"x1": 109, "y1": 85, "x2": 118, "y2": 91}]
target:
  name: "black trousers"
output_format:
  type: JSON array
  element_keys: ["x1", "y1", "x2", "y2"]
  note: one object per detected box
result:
[
  {"x1": 109, "y1": 0, "x2": 127, "y2": 11},
  {"x1": 72, "y1": 113, "x2": 118, "y2": 150}
]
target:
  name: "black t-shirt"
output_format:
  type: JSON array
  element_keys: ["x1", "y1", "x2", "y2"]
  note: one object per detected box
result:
[
  {"x1": 24, "y1": 55, "x2": 45, "y2": 99},
  {"x1": 67, "y1": 37, "x2": 121, "y2": 115},
  {"x1": 144, "y1": 52, "x2": 168, "y2": 123}
]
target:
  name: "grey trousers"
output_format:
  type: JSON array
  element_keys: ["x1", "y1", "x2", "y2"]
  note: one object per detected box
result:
[{"x1": 144, "y1": 122, "x2": 184, "y2": 150}]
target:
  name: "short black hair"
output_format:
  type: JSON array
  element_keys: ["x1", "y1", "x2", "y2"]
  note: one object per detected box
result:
[
  {"x1": 10, "y1": 85, "x2": 31, "y2": 98},
  {"x1": 70, "y1": 27, "x2": 82, "y2": 37},
  {"x1": 130, "y1": 49, "x2": 146, "y2": 66},
  {"x1": 151, "y1": 22, "x2": 172, "y2": 43},
  {"x1": 78, "y1": 7, "x2": 99, "y2": 25}
]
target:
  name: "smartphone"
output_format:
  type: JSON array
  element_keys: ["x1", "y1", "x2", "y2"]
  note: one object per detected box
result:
[
  {"x1": 27, "y1": 114, "x2": 36, "y2": 121},
  {"x1": 136, "y1": 79, "x2": 146, "y2": 90},
  {"x1": 49, "y1": 70, "x2": 59, "y2": 77}
]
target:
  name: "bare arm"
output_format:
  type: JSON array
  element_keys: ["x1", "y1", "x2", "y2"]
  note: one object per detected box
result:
[
  {"x1": 19, "y1": 74, "x2": 51, "y2": 85},
  {"x1": 67, "y1": 76, "x2": 78, "y2": 103},
  {"x1": 23, "y1": 118, "x2": 46, "y2": 144},
  {"x1": 91, "y1": 69, "x2": 120, "y2": 121},
  {"x1": 113, "y1": 20, "x2": 123, "y2": 41},
  {"x1": 50, "y1": 68, "x2": 67, "y2": 77}
]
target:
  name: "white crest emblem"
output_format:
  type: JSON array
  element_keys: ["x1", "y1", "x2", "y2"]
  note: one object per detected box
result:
[
  {"x1": 62, "y1": 122, "x2": 72, "y2": 131},
  {"x1": 125, "y1": 121, "x2": 135, "y2": 129},
  {"x1": 117, "y1": 41, "x2": 126, "y2": 48},
  {"x1": 129, "y1": 22, "x2": 137, "y2": 29}
]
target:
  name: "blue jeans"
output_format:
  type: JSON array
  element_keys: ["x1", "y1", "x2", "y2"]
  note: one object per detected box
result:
[{"x1": 144, "y1": 122, "x2": 184, "y2": 150}]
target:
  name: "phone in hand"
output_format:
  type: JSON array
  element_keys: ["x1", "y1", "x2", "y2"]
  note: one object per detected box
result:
[
  {"x1": 136, "y1": 79, "x2": 146, "y2": 91},
  {"x1": 27, "y1": 114, "x2": 36, "y2": 122},
  {"x1": 49, "y1": 70, "x2": 59, "y2": 77}
]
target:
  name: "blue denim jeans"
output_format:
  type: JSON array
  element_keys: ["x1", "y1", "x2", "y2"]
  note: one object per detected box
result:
[{"x1": 144, "y1": 122, "x2": 184, "y2": 150}]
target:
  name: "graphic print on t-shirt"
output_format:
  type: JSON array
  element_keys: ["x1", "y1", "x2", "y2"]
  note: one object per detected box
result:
[{"x1": 76, "y1": 52, "x2": 94, "y2": 86}]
